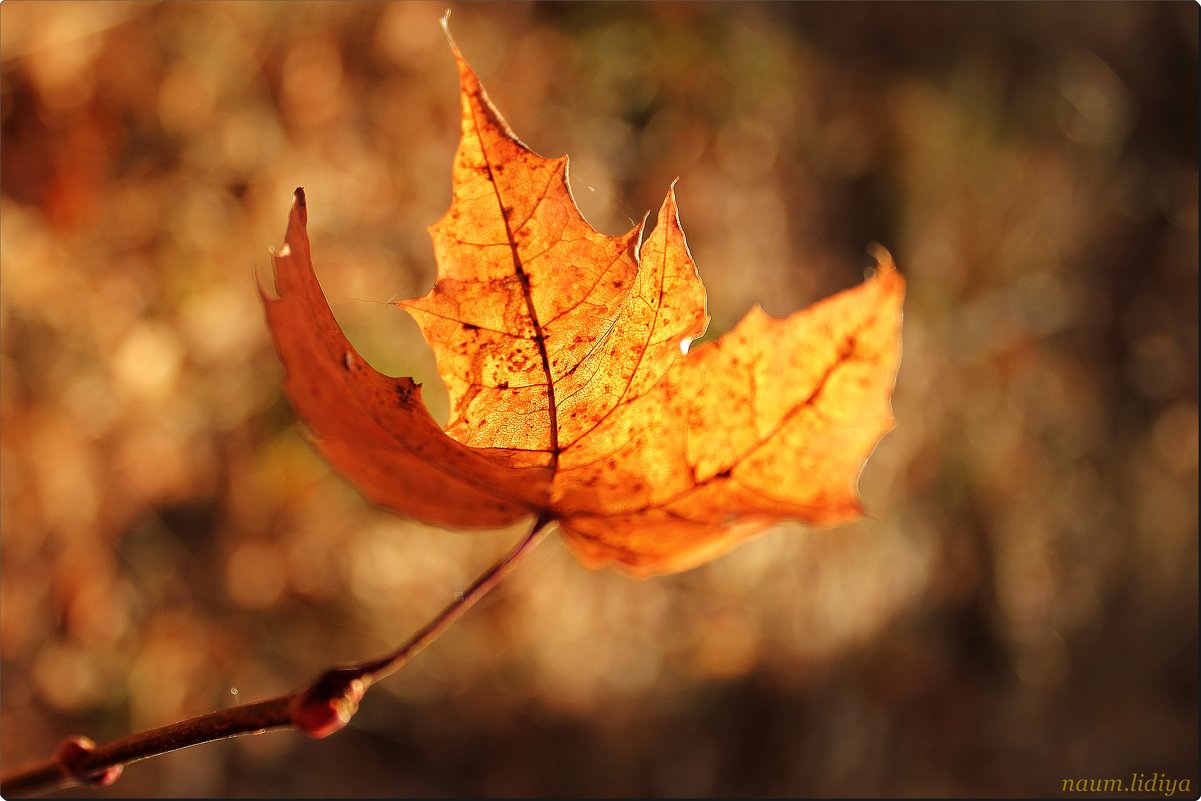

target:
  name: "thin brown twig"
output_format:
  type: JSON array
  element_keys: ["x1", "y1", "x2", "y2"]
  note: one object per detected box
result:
[{"x1": 0, "y1": 515, "x2": 555, "y2": 798}]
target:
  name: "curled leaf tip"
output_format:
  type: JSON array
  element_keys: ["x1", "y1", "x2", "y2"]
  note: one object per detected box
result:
[{"x1": 865, "y1": 242, "x2": 896, "y2": 274}]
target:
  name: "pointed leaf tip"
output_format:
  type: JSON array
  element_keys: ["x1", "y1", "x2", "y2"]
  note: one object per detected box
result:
[
  {"x1": 440, "y1": 10, "x2": 463, "y2": 62},
  {"x1": 282, "y1": 188, "x2": 308, "y2": 238}
]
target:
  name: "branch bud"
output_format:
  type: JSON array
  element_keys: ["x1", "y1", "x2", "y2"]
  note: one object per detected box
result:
[
  {"x1": 57, "y1": 737, "x2": 123, "y2": 787},
  {"x1": 288, "y1": 670, "x2": 369, "y2": 739}
]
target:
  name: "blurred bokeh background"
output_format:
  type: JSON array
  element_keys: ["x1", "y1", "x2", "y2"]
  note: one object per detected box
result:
[{"x1": 1, "y1": 2, "x2": 1196, "y2": 796}]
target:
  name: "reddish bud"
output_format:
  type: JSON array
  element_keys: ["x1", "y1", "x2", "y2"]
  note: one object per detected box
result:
[
  {"x1": 289, "y1": 671, "x2": 368, "y2": 739},
  {"x1": 57, "y1": 737, "x2": 123, "y2": 787}
]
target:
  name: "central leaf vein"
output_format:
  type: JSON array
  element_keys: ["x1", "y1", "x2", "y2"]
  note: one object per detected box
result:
[{"x1": 469, "y1": 103, "x2": 561, "y2": 470}]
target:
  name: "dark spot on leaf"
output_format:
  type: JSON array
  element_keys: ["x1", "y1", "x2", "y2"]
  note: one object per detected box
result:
[{"x1": 463, "y1": 323, "x2": 479, "y2": 331}]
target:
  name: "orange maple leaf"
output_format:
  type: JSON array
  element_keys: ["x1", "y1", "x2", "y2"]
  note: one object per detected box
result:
[{"x1": 262, "y1": 27, "x2": 904, "y2": 577}]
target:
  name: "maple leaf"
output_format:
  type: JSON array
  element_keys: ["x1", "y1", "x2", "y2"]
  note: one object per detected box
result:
[{"x1": 262, "y1": 27, "x2": 905, "y2": 577}]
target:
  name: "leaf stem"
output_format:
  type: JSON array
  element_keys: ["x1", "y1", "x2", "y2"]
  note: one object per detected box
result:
[{"x1": 0, "y1": 516, "x2": 555, "y2": 797}]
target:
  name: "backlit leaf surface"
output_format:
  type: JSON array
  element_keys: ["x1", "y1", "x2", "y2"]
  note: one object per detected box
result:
[{"x1": 263, "y1": 27, "x2": 905, "y2": 576}]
